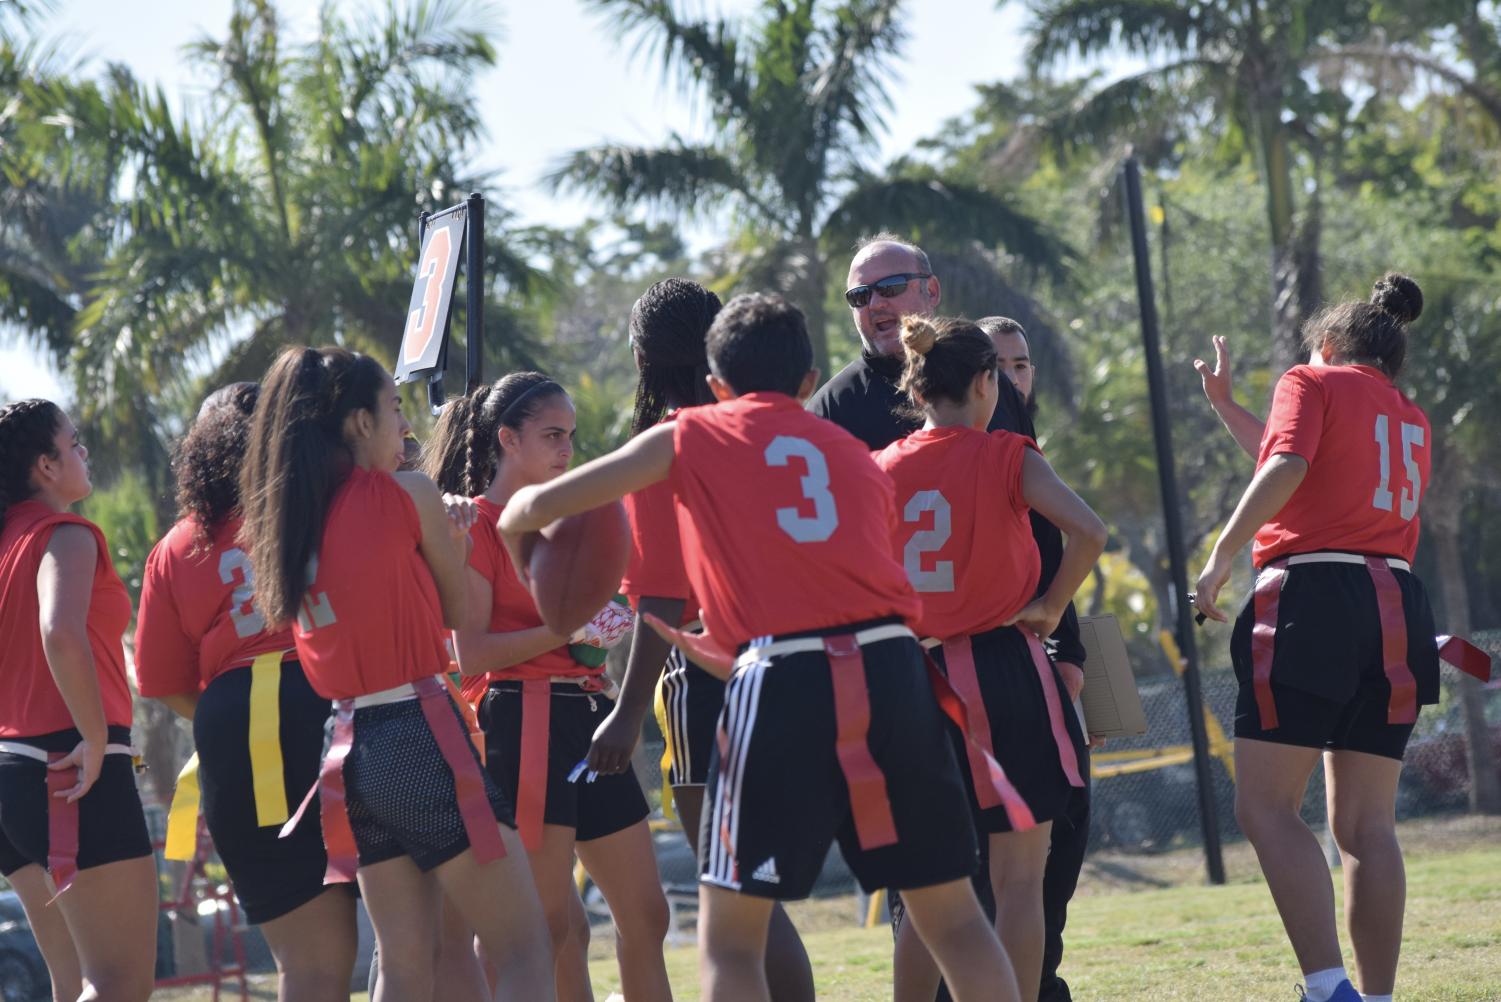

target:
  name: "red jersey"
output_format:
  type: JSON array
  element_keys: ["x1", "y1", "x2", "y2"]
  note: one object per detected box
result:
[
  {"x1": 292, "y1": 467, "x2": 450, "y2": 700},
  {"x1": 461, "y1": 497, "x2": 592, "y2": 700},
  {"x1": 1253, "y1": 365, "x2": 1432, "y2": 567},
  {"x1": 620, "y1": 413, "x2": 698, "y2": 623},
  {"x1": 874, "y1": 426, "x2": 1041, "y2": 639},
  {"x1": 668, "y1": 392, "x2": 919, "y2": 648},
  {"x1": 0, "y1": 502, "x2": 133, "y2": 737},
  {"x1": 135, "y1": 517, "x2": 296, "y2": 697}
]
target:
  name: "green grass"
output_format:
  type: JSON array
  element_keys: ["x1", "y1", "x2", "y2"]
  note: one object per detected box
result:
[{"x1": 154, "y1": 815, "x2": 1501, "y2": 1000}]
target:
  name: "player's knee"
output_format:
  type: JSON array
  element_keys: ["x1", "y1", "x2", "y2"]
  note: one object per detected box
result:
[
  {"x1": 78, "y1": 962, "x2": 154, "y2": 1002},
  {"x1": 1330, "y1": 809, "x2": 1398, "y2": 858},
  {"x1": 545, "y1": 901, "x2": 577, "y2": 955},
  {"x1": 1234, "y1": 788, "x2": 1293, "y2": 842},
  {"x1": 618, "y1": 889, "x2": 671, "y2": 946}
]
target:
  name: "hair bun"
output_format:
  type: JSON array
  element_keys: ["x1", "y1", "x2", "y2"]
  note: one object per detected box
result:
[
  {"x1": 1371, "y1": 273, "x2": 1423, "y2": 324},
  {"x1": 900, "y1": 315, "x2": 938, "y2": 356}
]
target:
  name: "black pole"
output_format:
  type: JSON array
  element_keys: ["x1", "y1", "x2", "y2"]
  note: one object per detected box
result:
[
  {"x1": 465, "y1": 192, "x2": 485, "y2": 395},
  {"x1": 1122, "y1": 157, "x2": 1226, "y2": 885}
]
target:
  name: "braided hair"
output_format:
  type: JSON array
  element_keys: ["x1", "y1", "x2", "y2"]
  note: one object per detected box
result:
[
  {"x1": 0, "y1": 399, "x2": 63, "y2": 523},
  {"x1": 173, "y1": 383, "x2": 259, "y2": 540},
  {"x1": 420, "y1": 372, "x2": 566, "y2": 496},
  {"x1": 629, "y1": 278, "x2": 721, "y2": 436}
]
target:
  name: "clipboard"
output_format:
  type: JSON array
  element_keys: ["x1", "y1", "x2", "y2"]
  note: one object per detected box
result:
[{"x1": 1076, "y1": 614, "x2": 1148, "y2": 737}]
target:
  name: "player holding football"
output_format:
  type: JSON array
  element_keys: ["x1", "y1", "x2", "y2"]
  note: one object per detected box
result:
[{"x1": 499, "y1": 293, "x2": 1022, "y2": 1002}]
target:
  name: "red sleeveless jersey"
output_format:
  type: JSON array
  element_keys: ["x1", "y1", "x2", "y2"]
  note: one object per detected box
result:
[
  {"x1": 668, "y1": 392, "x2": 919, "y2": 649},
  {"x1": 292, "y1": 467, "x2": 450, "y2": 699},
  {"x1": 620, "y1": 413, "x2": 698, "y2": 621},
  {"x1": 0, "y1": 502, "x2": 133, "y2": 736},
  {"x1": 135, "y1": 517, "x2": 296, "y2": 697},
  {"x1": 462, "y1": 496, "x2": 591, "y2": 700},
  {"x1": 1253, "y1": 365, "x2": 1432, "y2": 567},
  {"x1": 874, "y1": 426, "x2": 1041, "y2": 639}
]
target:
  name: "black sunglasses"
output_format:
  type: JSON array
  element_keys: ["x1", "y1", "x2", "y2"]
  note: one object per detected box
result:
[{"x1": 843, "y1": 272, "x2": 931, "y2": 309}]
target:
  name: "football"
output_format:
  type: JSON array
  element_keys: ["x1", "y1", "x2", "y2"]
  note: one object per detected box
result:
[{"x1": 527, "y1": 501, "x2": 631, "y2": 637}]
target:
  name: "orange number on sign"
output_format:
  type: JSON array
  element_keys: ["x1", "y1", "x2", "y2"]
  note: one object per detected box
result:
[{"x1": 403, "y1": 227, "x2": 454, "y2": 365}]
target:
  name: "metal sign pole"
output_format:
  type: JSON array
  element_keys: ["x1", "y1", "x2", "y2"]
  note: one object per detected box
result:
[
  {"x1": 465, "y1": 192, "x2": 485, "y2": 395},
  {"x1": 1123, "y1": 156, "x2": 1227, "y2": 885}
]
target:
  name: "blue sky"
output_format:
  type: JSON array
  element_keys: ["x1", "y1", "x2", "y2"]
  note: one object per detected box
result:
[{"x1": 4, "y1": 0, "x2": 1053, "y2": 402}]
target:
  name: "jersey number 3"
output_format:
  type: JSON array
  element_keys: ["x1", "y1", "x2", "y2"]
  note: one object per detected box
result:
[
  {"x1": 1372, "y1": 415, "x2": 1423, "y2": 521},
  {"x1": 764, "y1": 436, "x2": 839, "y2": 543}
]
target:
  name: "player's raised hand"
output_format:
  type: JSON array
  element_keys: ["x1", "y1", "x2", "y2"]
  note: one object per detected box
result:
[
  {"x1": 1193, "y1": 335, "x2": 1234, "y2": 407},
  {"x1": 641, "y1": 612, "x2": 735, "y2": 680}
]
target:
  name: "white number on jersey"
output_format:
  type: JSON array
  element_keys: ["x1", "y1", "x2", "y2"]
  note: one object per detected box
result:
[
  {"x1": 297, "y1": 554, "x2": 337, "y2": 632},
  {"x1": 1371, "y1": 415, "x2": 1424, "y2": 521},
  {"x1": 903, "y1": 490, "x2": 954, "y2": 593},
  {"x1": 218, "y1": 548, "x2": 265, "y2": 639},
  {"x1": 764, "y1": 435, "x2": 840, "y2": 543}
]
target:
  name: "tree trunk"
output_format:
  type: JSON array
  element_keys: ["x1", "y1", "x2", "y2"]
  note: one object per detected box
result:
[
  {"x1": 797, "y1": 242, "x2": 831, "y2": 380},
  {"x1": 1427, "y1": 470, "x2": 1501, "y2": 814},
  {"x1": 1258, "y1": 109, "x2": 1303, "y2": 375}
]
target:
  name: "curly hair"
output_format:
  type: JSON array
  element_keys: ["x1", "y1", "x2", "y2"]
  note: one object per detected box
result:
[
  {"x1": 629, "y1": 278, "x2": 721, "y2": 435},
  {"x1": 0, "y1": 399, "x2": 63, "y2": 523},
  {"x1": 173, "y1": 383, "x2": 259, "y2": 540}
]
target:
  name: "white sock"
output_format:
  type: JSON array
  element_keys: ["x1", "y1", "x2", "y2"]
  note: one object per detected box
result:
[
  {"x1": 1362, "y1": 995, "x2": 1392, "y2": 1002},
  {"x1": 1304, "y1": 967, "x2": 1349, "y2": 1001}
]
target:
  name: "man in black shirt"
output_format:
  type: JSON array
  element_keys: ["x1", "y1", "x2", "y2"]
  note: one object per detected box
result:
[{"x1": 811, "y1": 234, "x2": 1091, "y2": 1001}]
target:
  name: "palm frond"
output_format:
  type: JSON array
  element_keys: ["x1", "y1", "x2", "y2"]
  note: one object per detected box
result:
[
  {"x1": 825, "y1": 174, "x2": 1074, "y2": 285},
  {"x1": 1315, "y1": 42, "x2": 1501, "y2": 128},
  {"x1": 546, "y1": 141, "x2": 758, "y2": 221},
  {"x1": 1025, "y1": 0, "x2": 1223, "y2": 69},
  {"x1": 582, "y1": 0, "x2": 752, "y2": 120},
  {"x1": 1040, "y1": 57, "x2": 1227, "y2": 157}
]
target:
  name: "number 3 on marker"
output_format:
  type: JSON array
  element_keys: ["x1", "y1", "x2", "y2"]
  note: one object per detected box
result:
[
  {"x1": 403, "y1": 227, "x2": 453, "y2": 365},
  {"x1": 1372, "y1": 414, "x2": 1424, "y2": 521},
  {"x1": 765, "y1": 436, "x2": 839, "y2": 543}
]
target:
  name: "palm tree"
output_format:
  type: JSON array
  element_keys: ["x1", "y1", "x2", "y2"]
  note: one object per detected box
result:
[
  {"x1": 14, "y1": 0, "x2": 546, "y2": 498},
  {"x1": 551, "y1": 0, "x2": 1071, "y2": 375},
  {"x1": 1013, "y1": 0, "x2": 1400, "y2": 370}
]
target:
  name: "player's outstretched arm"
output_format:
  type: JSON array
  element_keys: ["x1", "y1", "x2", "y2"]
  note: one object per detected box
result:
[
  {"x1": 588, "y1": 594, "x2": 688, "y2": 774},
  {"x1": 1193, "y1": 335, "x2": 1266, "y2": 459},
  {"x1": 500, "y1": 422, "x2": 676, "y2": 535},
  {"x1": 1008, "y1": 451, "x2": 1108, "y2": 639},
  {"x1": 1193, "y1": 453, "x2": 1308, "y2": 623}
]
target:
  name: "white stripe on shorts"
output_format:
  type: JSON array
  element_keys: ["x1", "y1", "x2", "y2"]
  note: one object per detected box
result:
[
  {"x1": 662, "y1": 648, "x2": 692, "y2": 785},
  {"x1": 706, "y1": 655, "x2": 768, "y2": 889}
]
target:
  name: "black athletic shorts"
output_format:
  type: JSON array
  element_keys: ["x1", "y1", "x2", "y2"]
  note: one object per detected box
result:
[
  {"x1": 929, "y1": 625, "x2": 1084, "y2": 832},
  {"x1": 343, "y1": 695, "x2": 514, "y2": 871},
  {"x1": 194, "y1": 660, "x2": 342, "y2": 924},
  {"x1": 0, "y1": 724, "x2": 152, "y2": 877},
  {"x1": 659, "y1": 647, "x2": 726, "y2": 788},
  {"x1": 1230, "y1": 557, "x2": 1440, "y2": 760},
  {"x1": 481, "y1": 680, "x2": 650, "y2": 843},
  {"x1": 700, "y1": 620, "x2": 977, "y2": 900}
]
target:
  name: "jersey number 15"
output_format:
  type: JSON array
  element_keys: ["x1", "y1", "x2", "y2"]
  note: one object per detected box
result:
[{"x1": 1372, "y1": 414, "x2": 1423, "y2": 521}]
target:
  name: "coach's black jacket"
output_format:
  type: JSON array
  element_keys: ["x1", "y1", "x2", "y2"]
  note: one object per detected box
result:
[{"x1": 809, "y1": 349, "x2": 1087, "y2": 667}]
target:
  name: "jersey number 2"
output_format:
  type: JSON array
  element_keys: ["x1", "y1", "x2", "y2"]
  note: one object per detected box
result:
[
  {"x1": 1372, "y1": 415, "x2": 1423, "y2": 521},
  {"x1": 219, "y1": 548, "x2": 266, "y2": 639},
  {"x1": 903, "y1": 490, "x2": 954, "y2": 592},
  {"x1": 764, "y1": 436, "x2": 839, "y2": 543}
]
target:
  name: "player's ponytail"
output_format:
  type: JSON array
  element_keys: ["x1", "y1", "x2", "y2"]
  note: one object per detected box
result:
[
  {"x1": 898, "y1": 315, "x2": 998, "y2": 410},
  {"x1": 421, "y1": 371, "x2": 564, "y2": 496},
  {"x1": 0, "y1": 398, "x2": 63, "y2": 524},
  {"x1": 629, "y1": 278, "x2": 721, "y2": 436},
  {"x1": 173, "y1": 383, "x2": 259, "y2": 544},
  {"x1": 1301, "y1": 272, "x2": 1423, "y2": 378},
  {"x1": 238, "y1": 346, "x2": 386, "y2": 627}
]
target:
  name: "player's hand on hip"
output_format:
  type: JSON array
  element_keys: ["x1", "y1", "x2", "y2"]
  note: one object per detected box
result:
[
  {"x1": 49, "y1": 738, "x2": 104, "y2": 803},
  {"x1": 642, "y1": 613, "x2": 735, "y2": 681},
  {"x1": 1003, "y1": 598, "x2": 1063, "y2": 641}
]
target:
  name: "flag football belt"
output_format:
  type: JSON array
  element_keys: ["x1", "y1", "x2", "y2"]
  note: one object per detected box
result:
[
  {"x1": 1252, "y1": 552, "x2": 1493, "y2": 732},
  {"x1": 728, "y1": 624, "x2": 1034, "y2": 864},
  {"x1": 930, "y1": 630, "x2": 1085, "y2": 814},
  {"x1": 0, "y1": 741, "x2": 137, "y2": 898},
  {"x1": 280, "y1": 674, "x2": 504, "y2": 884},
  {"x1": 502, "y1": 672, "x2": 617, "y2": 852},
  {"x1": 165, "y1": 650, "x2": 297, "y2": 861}
]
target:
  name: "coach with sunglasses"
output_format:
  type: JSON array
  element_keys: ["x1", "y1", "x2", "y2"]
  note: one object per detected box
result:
[{"x1": 810, "y1": 233, "x2": 1032, "y2": 443}]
